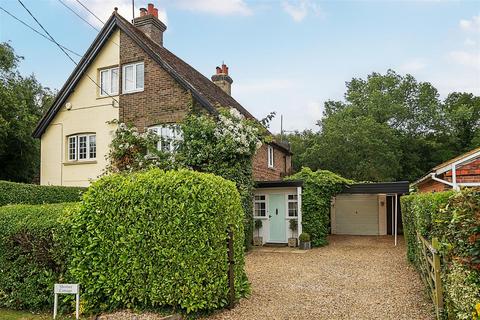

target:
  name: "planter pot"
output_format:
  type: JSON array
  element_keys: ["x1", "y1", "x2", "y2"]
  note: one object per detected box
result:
[
  {"x1": 299, "y1": 241, "x2": 311, "y2": 250},
  {"x1": 253, "y1": 236, "x2": 263, "y2": 246},
  {"x1": 288, "y1": 237, "x2": 298, "y2": 247}
]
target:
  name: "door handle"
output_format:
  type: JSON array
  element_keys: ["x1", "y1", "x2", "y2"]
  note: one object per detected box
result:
[{"x1": 276, "y1": 209, "x2": 278, "y2": 215}]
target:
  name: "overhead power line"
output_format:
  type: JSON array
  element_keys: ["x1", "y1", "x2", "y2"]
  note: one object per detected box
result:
[
  {"x1": 17, "y1": 0, "x2": 119, "y2": 105},
  {"x1": 75, "y1": 0, "x2": 104, "y2": 25},
  {"x1": 0, "y1": 6, "x2": 83, "y2": 58},
  {"x1": 56, "y1": 0, "x2": 100, "y2": 32}
]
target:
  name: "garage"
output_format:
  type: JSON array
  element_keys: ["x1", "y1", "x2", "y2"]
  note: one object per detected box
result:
[{"x1": 331, "y1": 182, "x2": 409, "y2": 238}]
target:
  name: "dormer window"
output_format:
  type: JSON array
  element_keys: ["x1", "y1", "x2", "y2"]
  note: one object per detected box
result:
[
  {"x1": 99, "y1": 67, "x2": 119, "y2": 96},
  {"x1": 123, "y1": 62, "x2": 144, "y2": 93}
]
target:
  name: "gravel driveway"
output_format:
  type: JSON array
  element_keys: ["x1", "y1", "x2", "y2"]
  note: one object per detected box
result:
[{"x1": 206, "y1": 235, "x2": 433, "y2": 320}]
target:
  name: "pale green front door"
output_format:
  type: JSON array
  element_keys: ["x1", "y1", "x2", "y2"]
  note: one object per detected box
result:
[{"x1": 269, "y1": 194, "x2": 286, "y2": 242}]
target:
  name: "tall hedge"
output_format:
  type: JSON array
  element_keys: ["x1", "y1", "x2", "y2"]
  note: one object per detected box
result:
[
  {"x1": 401, "y1": 189, "x2": 480, "y2": 319},
  {"x1": 67, "y1": 169, "x2": 249, "y2": 313},
  {"x1": 0, "y1": 180, "x2": 85, "y2": 206},
  {"x1": 0, "y1": 202, "x2": 76, "y2": 310},
  {"x1": 286, "y1": 168, "x2": 352, "y2": 247}
]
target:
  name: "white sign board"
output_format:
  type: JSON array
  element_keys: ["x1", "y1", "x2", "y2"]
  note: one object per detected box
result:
[
  {"x1": 53, "y1": 283, "x2": 80, "y2": 320},
  {"x1": 54, "y1": 284, "x2": 79, "y2": 294}
]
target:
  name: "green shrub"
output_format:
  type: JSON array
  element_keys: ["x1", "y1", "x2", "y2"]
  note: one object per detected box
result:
[
  {"x1": 286, "y1": 168, "x2": 352, "y2": 247},
  {"x1": 0, "y1": 180, "x2": 85, "y2": 206},
  {"x1": 299, "y1": 233, "x2": 310, "y2": 242},
  {"x1": 401, "y1": 188, "x2": 480, "y2": 319},
  {"x1": 0, "y1": 202, "x2": 76, "y2": 310},
  {"x1": 67, "y1": 169, "x2": 249, "y2": 313}
]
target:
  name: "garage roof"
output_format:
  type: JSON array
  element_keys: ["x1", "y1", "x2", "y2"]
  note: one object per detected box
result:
[{"x1": 340, "y1": 181, "x2": 409, "y2": 195}]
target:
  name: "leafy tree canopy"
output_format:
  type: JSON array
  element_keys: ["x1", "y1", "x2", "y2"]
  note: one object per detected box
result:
[
  {"x1": 286, "y1": 70, "x2": 479, "y2": 182},
  {"x1": 0, "y1": 42, "x2": 54, "y2": 182}
]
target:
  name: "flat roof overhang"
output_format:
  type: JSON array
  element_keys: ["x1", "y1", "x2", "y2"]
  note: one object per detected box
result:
[
  {"x1": 340, "y1": 181, "x2": 409, "y2": 195},
  {"x1": 255, "y1": 180, "x2": 303, "y2": 189}
]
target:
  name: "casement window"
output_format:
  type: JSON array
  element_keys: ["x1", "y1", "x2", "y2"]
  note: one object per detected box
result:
[
  {"x1": 287, "y1": 194, "x2": 298, "y2": 217},
  {"x1": 67, "y1": 134, "x2": 96, "y2": 161},
  {"x1": 267, "y1": 145, "x2": 274, "y2": 168},
  {"x1": 99, "y1": 67, "x2": 119, "y2": 96},
  {"x1": 122, "y1": 62, "x2": 144, "y2": 93},
  {"x1": 149, "y1": 124, "x2": 183, "y2": 152},
  {"x1": 254, "y1": 195, "x2": 267, "y2": 217}
]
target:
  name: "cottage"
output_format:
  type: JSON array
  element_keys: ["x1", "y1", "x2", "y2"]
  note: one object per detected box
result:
[{"x1": 32, "y1": 4, "x2": 300, "y2": 245}]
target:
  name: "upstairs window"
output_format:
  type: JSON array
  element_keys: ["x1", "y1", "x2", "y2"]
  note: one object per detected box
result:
[
  {"x1": 287, "y1": 194, "x2": 298, "y2": 217},
  {"x1": 99, "y1": 67, "x2": 119, "y2": 96},
  {"x1": 254, "y1": 195, "x2": 267, "y2": 217},
  {"x1": 267, "y1": 145, "x2": 274, "y2": 168},
  {"x1": 67, "y1": 134, "x2": 96, "y2": 161},
  {"x1": 123, "y1": 62, "x2": 144, "y2": 93},
  {"x1": 149, "y1": 124, "x2": 183, "y2": 153}
]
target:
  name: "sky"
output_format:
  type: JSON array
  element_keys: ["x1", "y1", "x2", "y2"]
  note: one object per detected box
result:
[{"x1": 1, "y1": 0, "x2": 479, "y2": 133}]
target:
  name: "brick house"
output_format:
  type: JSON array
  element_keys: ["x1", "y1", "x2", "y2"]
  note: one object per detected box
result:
[
  {"x1": 412, "y1": 147, "x2": 480, "y2": 192},
  {"x1": 33, "y1": 4, "x2": 300, "y2": 245}
]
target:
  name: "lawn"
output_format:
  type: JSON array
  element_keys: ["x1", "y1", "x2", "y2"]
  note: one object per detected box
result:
[{"x1": 0, "y1": 309, "x2": 87, "y2": 320}]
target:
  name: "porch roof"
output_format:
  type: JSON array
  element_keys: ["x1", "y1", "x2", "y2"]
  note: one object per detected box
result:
[{"x1": 255, "y1": 180, "x2": 303, "y2": 189}]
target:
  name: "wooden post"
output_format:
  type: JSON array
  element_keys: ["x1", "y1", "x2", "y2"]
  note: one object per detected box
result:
[
  {"x1": 432, "y1": 238, "x2": 444, "y2": 319},
  {"x1": 227, "y1": 226, "x2": 235, "y2": 309}
]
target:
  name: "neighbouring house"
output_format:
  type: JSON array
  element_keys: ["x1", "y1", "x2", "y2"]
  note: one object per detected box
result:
[
  {"x1": 412, "y1": 147, "x2": 480, "y2": 193},
  {"x1": 32, "y1": 4, "x2": 299, "y2": 245}
]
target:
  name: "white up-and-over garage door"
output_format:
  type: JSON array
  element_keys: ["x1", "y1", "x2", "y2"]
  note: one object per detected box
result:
[{"x1": 332, "y1": 194, "x2": 379, "y2": 235}]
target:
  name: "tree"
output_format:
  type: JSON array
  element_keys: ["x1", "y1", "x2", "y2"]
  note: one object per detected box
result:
[
  {"x1": 287, "y1": 70, "x2": 480, "y2": 182},
  {"x1": 0, "y1": 42, "x2": 54, "y2": 182}
]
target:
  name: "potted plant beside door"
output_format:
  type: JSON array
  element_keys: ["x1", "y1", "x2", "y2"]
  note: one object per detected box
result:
[
  {"x1": 299, "y1": 232, "x2": 311, "y2": 250},
  {"x1": 253, "y1": 219, "x2": 263, "y2": 246},
  {"x1": 288, "y1": 219, "x2": 298, "y2": 247}
]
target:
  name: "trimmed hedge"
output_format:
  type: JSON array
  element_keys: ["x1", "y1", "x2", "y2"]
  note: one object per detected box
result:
[
  {"x1": 0, "y1": 202, "x2": 76, "y2": 310},
  {"x1": 0, "y1": 180, "x2": 85, "y2": 206},
  {"x1": 401, "y1": 189, "x2": 480, "y2": 319},
  {"x1": 67, "y1": 169, "x2": 249, "y2": 313},
  {"x1": 286, "y1": 168, "x2": 352, "y2": 247}
]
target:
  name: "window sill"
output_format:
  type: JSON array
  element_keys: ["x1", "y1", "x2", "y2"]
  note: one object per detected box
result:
[
  {"x1": 286, "y1": 216, "x2": 298, "y2": 220},
  {"x1": 63, "y1": 160, "x2": 98, "y2": 166},
  {"x1": 122, "y1": 89, "x2": 144, "y2": 95},
  {"x1": 254, "y1": 217, "x2": 268, "y2": 220}
]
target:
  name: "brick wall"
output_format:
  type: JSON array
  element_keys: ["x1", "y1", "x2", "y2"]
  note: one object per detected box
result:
[
  {"x1": 253, "y1": 144, "x2": 291, "y2": 181},
  {"x1": 417, "y1": 179, "x2": 450, "y2": 193},
  {"x1": 119, "y1": 30, "x2": 192, "y2": 130},
  {"x1": 119, "y1": 29, "x2": 291, "y2": 181}
]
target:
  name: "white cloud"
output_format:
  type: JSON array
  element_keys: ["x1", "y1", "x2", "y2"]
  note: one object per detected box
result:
[
  {"x1": 399, "y1": 58, "x2": 427, "y2": 73},
  {"x1": 173, "y1": 0, "x2": 252, "y2": 16},
  {"x1": 464, "y1": 38, "x2": 477, "y2": 46},
  {"x1": 459, "y1": 14, "x2": 480, "y2": 33},
  {"x1": 282, "y1": 0, "x2": 323, "y2": 22},
  {"x1": 64, "y1": 0, "x2": 168, "y2": 29},
  {"x1": 449, "y1": 50, "x2": 480, "y2": 70}
]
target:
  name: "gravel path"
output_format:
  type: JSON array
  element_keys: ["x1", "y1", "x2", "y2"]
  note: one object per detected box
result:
[{"x1": 206, "y1": 235, "x2": 434, "y2": 320}]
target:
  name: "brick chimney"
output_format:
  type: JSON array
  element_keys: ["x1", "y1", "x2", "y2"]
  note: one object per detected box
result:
[
  {"x1": 133, "y1": 3, "x2": 167, "y2": 46},
  {"x1": 211, "y1": 63, "x2": 233, "y2": 96}
]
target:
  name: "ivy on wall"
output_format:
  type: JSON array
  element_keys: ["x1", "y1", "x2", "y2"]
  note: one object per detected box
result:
[{"x1": 286, "y1": 167, "x2": 352, "y2": 247}]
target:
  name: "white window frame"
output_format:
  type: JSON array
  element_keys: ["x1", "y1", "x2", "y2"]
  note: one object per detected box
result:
[
  {"x1": 254, "y1": 194, "x2": 267, "y2": 218},
  {"x1": 148, "y1": 124, "x2": 183, "y2": 153},
  {"x1": 122, "y1": 62, "x2": 144, "y2": 93},
  {"x1": 267, "y1": 145, "x2": 274, "y2": 168},
  {"x1": 287, "y1": 194, "x2": 298, "y2": 218},
  {"x1": 67, "y1": 133, "x2": 96, "y2": 162},
  {"x1": 99, "y1": 67, "x2": 119, "y2": 96}
]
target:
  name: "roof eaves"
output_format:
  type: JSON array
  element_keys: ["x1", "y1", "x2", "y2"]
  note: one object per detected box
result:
[{"x1": 32, "y1": 14, "x2": 119, "y2": 138}]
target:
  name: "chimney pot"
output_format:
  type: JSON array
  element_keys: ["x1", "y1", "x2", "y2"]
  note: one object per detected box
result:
[
  {"x1": 212, "y1": 64, "x2": 233, "y2": 95},
  {"x1": 147, "y1": 3, "x2": 154, "y2": 15},
  {"x1": 133, "y1": 2, "x2": 167, "y2": 46}
]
